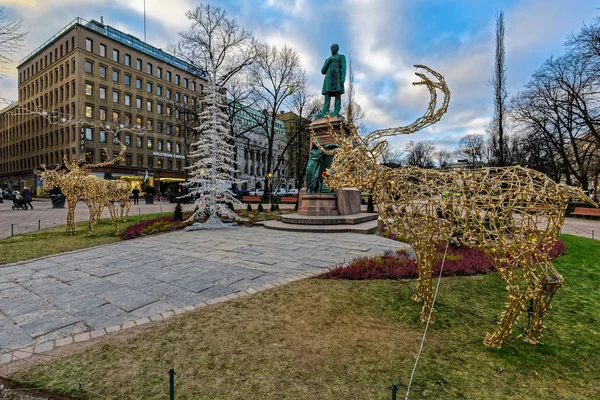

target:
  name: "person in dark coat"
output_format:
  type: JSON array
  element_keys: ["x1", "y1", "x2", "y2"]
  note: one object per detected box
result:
[
  {"x1": 132, "y1": 186, "x2": 140, "y2": 205},
  {"x1": 21, "y1": 186, "x2": 33, "y2": 210}
]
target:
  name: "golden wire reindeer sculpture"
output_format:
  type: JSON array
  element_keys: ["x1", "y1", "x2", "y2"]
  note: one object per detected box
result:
[
  {"x1": 37, "y1": 142, "x2": 128, "y2": 236},
  {"x1": 317, "y1": 65, "x2": 596, "y2": 348}
]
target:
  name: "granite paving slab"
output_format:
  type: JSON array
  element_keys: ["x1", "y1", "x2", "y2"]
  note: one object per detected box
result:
[{"x1": 0, "y1": 227, "x2": 404, "y2": 353}]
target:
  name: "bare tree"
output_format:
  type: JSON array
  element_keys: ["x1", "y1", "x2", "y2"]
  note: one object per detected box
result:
[
  {"x1": 380, "y1": 148, "x2": 403, "y2": 168},
  {"x1": 435, "y1": 150, "x2": 452, "y2": 170},
  {"x1": 404, "y1": 140, "x2": 436, "y2": 168},
  {"x1": 246, "y1": 44, "x2": 307, "y2": 195},
  {"x1": 511, "y1": 55, "x2": 598, "y2": 188},
  {"x1": 566, "y1": 15, "x2": 600, "y2": 71},
  {"x1": 456, "y1": 134, "x2": 486, "y2": 168},
  {"x1": 176, "y1": 4, "x2": 259, "y2": 224},
  {"x1": 0, "y1": 6, "x2": 27, "y2": 77},
  {"x1": 489, "y1": 11, "x2": 508, "y2": 166}
]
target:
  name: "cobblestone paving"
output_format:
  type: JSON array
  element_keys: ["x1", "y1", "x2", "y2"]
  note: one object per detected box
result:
[{"x1": 0, "y1": 228, "x2": 403, "y2": 353}]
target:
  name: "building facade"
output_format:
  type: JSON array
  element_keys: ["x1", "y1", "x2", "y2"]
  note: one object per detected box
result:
[{"x1": 0, "y1": 17, "x2": 206, "y2": 194}]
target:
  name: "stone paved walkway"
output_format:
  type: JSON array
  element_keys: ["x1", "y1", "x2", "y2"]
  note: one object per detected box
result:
[{"x1": 0, "y1": 228, "x2": 403, "y2": 357}]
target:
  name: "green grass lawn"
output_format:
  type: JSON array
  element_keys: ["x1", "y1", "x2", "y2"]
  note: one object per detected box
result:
[
  {"x1": 0, "y1": 213, "x2": 170, "y2": 266},
  {"x1": 4, "y1": 235, "x2": 600, "y2": 399}
]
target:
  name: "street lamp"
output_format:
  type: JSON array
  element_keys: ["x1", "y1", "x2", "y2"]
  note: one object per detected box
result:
[{"x1": 267, "y1": 172, "x2": 273, "y2": 204}]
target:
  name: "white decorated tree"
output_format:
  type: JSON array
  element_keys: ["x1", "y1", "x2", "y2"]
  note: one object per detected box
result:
[
  {"x1": 185, "y1": 82, "x2": 242, "y2": 226},
  {"x1": 177, "y1": 4, "x2": 258, "y2": 228}
]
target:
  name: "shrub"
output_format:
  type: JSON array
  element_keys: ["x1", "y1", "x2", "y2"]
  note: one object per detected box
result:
[
  {"x1": 321, "y1": 239, "x2": 567, "y2": 280},
  {"x1": 173, "y1": 202, "x2": 183, "y2": 221},
  {"x1": 246, "y1": 203, "x2": 252, "y2": 211},
  {"x1": 275, "y1": 204, "x2": 280, "y2": 211},
  {"x1": 367, "y1": 194, "x2": 374, "y2": 213},
  {"x1": 257, "y1": 203, "x2": 264, "y2": 212}
]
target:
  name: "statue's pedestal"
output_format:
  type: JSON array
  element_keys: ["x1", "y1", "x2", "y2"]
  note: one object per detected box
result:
[
  {"x1": 298, "y1": 190, "x2": 339, "y2": 216},
  {"x1": 298, "y1": 187, "x2": 361, "y2": 217},
  {"x1": 309, "y1": 116, "x2": 345, "y2": 148}
]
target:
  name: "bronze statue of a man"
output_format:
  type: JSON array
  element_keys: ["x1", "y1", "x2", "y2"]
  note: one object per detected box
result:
[{"x1": 319, "y1": 44, "x2": 346, "y2": 118}]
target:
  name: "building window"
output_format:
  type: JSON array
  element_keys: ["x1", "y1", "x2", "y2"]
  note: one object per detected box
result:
[
  {"x1": 85, "y1": 150, "x2": 93, "y2": 162},
  {"x1": 147, "y1": 63, "x2": 152, "y2": 74},
  {"x1": 85, "y1": 82, "x2": 93, "y2": 96},
  {"x1": 157, "y1": 159, "x2": 163, "y2": 168},
  {"x1": 157, "y1": 121, "x2": 163, "y2": 132},
  {"x1": 113, "y1": 49, "x2": 119, "y2": 62},
  {"x1": 125, "y1": 134, "x2": 131, "y2": 146},
  {"x1": 112, "y1": 132, "x2": 120, "y2": 144},
  {"x1": 176, "y1": 161, "x2": 181, "y2": 170},
  {"x1": 125, "y1": 154, "x2": 132, "y2": 166},
  {"x1": 175, "y1": 110, "x2": 180, "y2": 119},
  {"x1": 157, "y1": 103, "x2": 162, "y2": 114},
  {"x1": 175, "y1": 92, "x2": 180, "y2": 101},
  {"x1": 147, "y1": 82, "x2": 152, "y2": 93},
  {"x1": 148, "y1": 157, "x2": 154, "y2": 169},
  {"x1": 175, "y1": 74, "x2": 180, "y2": 85},
  {"x1": 125, "y1": 74, "x2": 131, "y2": 86},
  {"x1": 136, "y1": 116, "x2": 142, "y2": 126},
  {"x1": 85, "y1": 127, "x2": 93, "y2": 140},
  {"x1": 183, "y1": 95, "x2": 188, "y2": 104},
  {"x1": 112, "y1": 69, "x2": 119, "y2": 82},
  {"x1": 166, "y1": 71, "x2": 171, "y2": 81},
  {"x1": 85, "y1": 60, "x2": 93, "y2": 74},
  {"x1": 167, "y1": 124, "x2": 172, "y2": 134},
  {"x1": 157, "y1": 85, "x2": 162, "y2": 96},
  {"x1": 125, "y1": 54, "x2": 131, "y2": 66},
  {"x1": 99, "y1": 86, "x2": 106, "y2": 100},
  {"x1": 99, "y1": 130, "x2": 106, "y2": 143},
  {"x1": 146, "y1": 100, "x2": 152, "y2": 112},
  {"x1": 125, "y1": 94, "x2": 131, "y2": 106},
  {"x1": 99, "y1": 44, "x2": 106, "y2": 57},
  {"x1": 184, "y1": 78, "x2": 188, "y2": 88},
  {"x1": 147, "y1": 119, "x2": 153, "y2": 130},
  {"x1": 167, "y1": 141, "x2": 172, "y2": 152},
  {"x1": 85, "y1": 105, "x2": 93, "y2": 118},
  {"x1": 85, "y1": 38, "x2": 93, "y2": 52},
  {"x1": 99, "y1": 65, "x2": 106, "y2": 78},
  {"x1": 137, "y1": 155, "x2": 143, "y2": 166},
  {"x1": 136, "y1": 78, "x2": 142, "y2": 89},
  {"x1": 157, "y1": 67, "x2": 162, "y2": 78},
  {"x1": 136, "y1": 97, "x2": 142, "y2": 109},
  {"x1": 157, "y1": 140, "x2": 163, "y2": 151},
  {"x1": 176, "y1": 143, "x2": 180, "y2": 153},
  {"x1": 136, "y1": 58, "x2": 142, "y2": 70},
  {"x1": 147, "y1": 138, "x2": 153, "y2": 149},
  {"x1": 191, "y1": 81, "x2": 196, "y2": 91},
  {"x1": 136, "y1": 136, "x2": 142, "y2": 148},
  {"x1": 100, "y1": 151, "x2": 107, "y2": 162},
  {"x1": 166, "y1": 89, "x2": 171, "y2": 99},
  {"x1": 113, "y1": 111, "x2": 119, "y2": 121},
  {"x1": 113, "y1": 90, "x2": 119, "y2": 103},
  {"x1": 166, "y1": 106, "x2": 171, "y2": 116},
  {"x1": 99, "y1": 108, "x2": 107, "y2": 121}
]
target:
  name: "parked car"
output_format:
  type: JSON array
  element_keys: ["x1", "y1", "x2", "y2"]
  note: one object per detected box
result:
[
  {"x1": 287, "y1": 188, "x2": 299, "y2": 197},
  {"x1": 255, "y1": 189, "x2": 264, "y2": 196},
  {"x1": 272, "y1": 188, "x2": 287, "y2": 197},
  {"x1": 234, "y1": 188, "x2": 250, "y2": 199}
]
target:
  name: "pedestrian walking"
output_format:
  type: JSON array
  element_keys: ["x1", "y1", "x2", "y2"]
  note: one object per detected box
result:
[
  {"x1": 0, "y1": 188, "x2": 3, "y2": 203},
  {"x1": 132, "y1": 186, "x2": 140, "y2": 205},
  {"x1": 21, "y1": 186, "x2": 33, "y2": 210}
]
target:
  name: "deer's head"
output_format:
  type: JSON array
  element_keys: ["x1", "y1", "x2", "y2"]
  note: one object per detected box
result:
[{"x1": 320, "y1": 65, "x2": 450, "y2": 193}]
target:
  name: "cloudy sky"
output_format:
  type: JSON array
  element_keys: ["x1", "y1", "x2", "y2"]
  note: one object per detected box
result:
[{"x1": 1, "y1": 0, "x2": 598, "y2": 154}]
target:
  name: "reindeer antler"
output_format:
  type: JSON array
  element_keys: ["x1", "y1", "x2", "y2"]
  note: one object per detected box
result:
[{"x1": 367, "y1": 65, "x2": 450, "y2": 142}]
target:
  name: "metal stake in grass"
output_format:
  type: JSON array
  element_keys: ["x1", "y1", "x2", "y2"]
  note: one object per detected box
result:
[{"x1": 169, "y1": 368, "x2": 175, "y2": 400}]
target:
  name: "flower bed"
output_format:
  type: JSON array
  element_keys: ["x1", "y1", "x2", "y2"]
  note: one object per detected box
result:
[{"x1": 321, "y1": 240, "x2": 567, "y2": 280}]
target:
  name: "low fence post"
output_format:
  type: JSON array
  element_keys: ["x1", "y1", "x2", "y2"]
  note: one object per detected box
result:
[
  {"x1": 11, "y1": 224, "x2": 13, "y2": 237},
  {"x1": 390, "y1": 383, "x2": 398, "y2": 400},
  {"x1": 593, "y1": 230, "x2": 595, "y2": 240},
  {"x1": 169, "y1": 368, "x2": 175, "y2": 400},
  {"x1": 38, "y1": 220, "x2": 41, "y2": 231}
]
